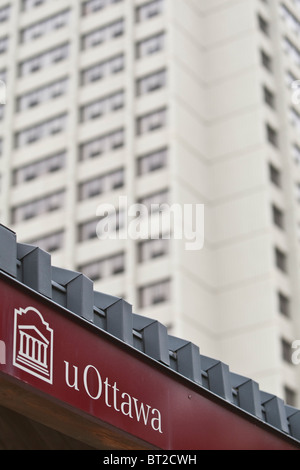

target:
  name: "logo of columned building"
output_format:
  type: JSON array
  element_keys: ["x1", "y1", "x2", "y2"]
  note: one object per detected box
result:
[{"x1": 13, "y1": 307, "x2": 53, "y2": 384}]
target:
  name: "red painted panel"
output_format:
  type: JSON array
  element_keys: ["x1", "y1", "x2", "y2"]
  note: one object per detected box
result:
[{"x1": 0, "y1": 274, "x2": 298, "y2": 450}]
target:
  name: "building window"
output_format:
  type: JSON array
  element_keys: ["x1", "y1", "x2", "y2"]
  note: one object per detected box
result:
[
  {"x1": 0, "y1": 36, "x2": 8, "y2": 55},
  {"x1": 137, "y1": 69, "x2": 167, "y2": 96},
  {"x1": 0, "y1": 69, "x2": 6, "y2": 121},
  {"x1": 139, "y1": 279, "x2": 171, "y2": 308},
  {"x1": 266, "y1": 124, "x2": 279, "y2": 147},
  {"x1": 17, "y1": 77, "x2": 69, "y2": 112},
  {"x1": 81, "y1": 54, "x2": 124, "y2": 85},
  {"x1": 272, "y1": 205, "x2": 284, "y2": 229},
  {"x1": 138, "y1": 189, "x2": 169, "y2": 212},
  {"x1": 275, "y1": 247, "x2": 288, "y2": 273},
  {"x1": 284, "y1": 386, "x2": 297, "y2": 407},
  {"x1": 20, "y1": 10, "x2": 70, "y2": 43},
  {"x1": 79, "y1": 168, "x2": 124, "y2": 200},
  {"x1": 137, "y1": 148, "x2": 168, "y2": 175},
  {"x1": 263, "y1": 86, "x2": 276, "y2": 109},
  {"x1": 79, "y1": 128, "x2": 124, "y2": 160},
  {"x1": 137, "y1": 108, "x2": 167, "y2": 135},
  {"x1": 290, "y1": 108, "x2": 300, "y2": 132},
  {"x1": 258, "y1": 15, "x2": 269, "y2": 35},
  {"x1": 136, "y1": 0, "x2": 164, "y2": 22},
  {"x1": 82, "y1": 0, "x2": 123, "y2": 16},
  {"x1": 0, "y1": 104, "x2": 4, "y2": 121},
  {"x1": 79, "y1": 252, "x2": 125, "y2": 282},
  {"x1": 15, "y1": 114, "x2": 67, "y2": 148},
  {"x1": 12, "y1": 191, "x2": 65, "y2": 224},
  {"x1": 283, "y1": 37, "x2": 300, "y2": 66},
  {"x1": 138, "y1": 237, "x2": 169, "y2": 263},
  {"x1": 281, "y1": 338, "x2": 293, "y2": 364},
  {"x1": 286, "y1": 70, "x2": 297, "y2": 87},
  {"x1": 261, "y1": 50, "x2": 272, "y2": 71},
  {"x1": 22, "y1": 0, "x2": 48, "y2": 11},
  {"x1": 0, "y1": 5, "x2": 10, "y2": 23},
  {"x1": 78, "y1": 211, "x2": 124, "y2": 242},
  {"x1": 13, "y1": 151, "x2": 66, "y2": 185},
  {"x1": 136, "y1": 32, "x2": 165, "y2": 59},
  {"x1": 269, "y1": 163, "x2": 281, "y2": 187},
  {"x1": 78, "y1": 219, "x2": 98, "y2": 242},
  {"x1": 293, "y1": 144, "x2": 300, "y2": 165},
  {"x1": 80, "y1": 90, "x2": 124, "y2": 122},
  {"x1": 28, "y1": 231, "x2": 64, "y2": 253},
  {"x1": 278, "y1": 292, "x2": 290, "y2": 317},
  {"x1": 19, "y1": 43, "x2": 69, "y2": 77},
  {"x1": 81, "y1": 19, "x2": 124, "y2": 50}
]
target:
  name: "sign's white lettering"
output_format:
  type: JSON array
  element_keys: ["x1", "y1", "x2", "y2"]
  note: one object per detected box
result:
[{"x1": 64, "y1": 361, "x2": 163, "y2": 434}]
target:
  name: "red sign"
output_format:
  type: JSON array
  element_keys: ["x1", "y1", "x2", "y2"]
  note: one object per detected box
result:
[{"x1": 0, "y1": 273, "x2": 299, "y2": 450}]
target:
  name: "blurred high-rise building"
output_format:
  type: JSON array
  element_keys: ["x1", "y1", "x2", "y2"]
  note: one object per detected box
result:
[{"x1": 1, "y1": 0, "x2": 300, "y2": 405}]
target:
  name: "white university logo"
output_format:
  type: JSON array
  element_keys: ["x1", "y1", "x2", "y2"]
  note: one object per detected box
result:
[{"x1": 13, "y1": 306, "x2": 54, "y2": 384}]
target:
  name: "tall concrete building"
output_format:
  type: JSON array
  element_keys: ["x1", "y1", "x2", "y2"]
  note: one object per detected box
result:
[{"x1": 1, "y1": 0, "x2": 300, "y2": 405}]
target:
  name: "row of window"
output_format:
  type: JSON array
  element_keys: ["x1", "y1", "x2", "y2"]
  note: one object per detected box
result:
[
  {"x1": 80, "y1": 90, "x2": 124, "y2": 122},
  {"x1": 80, "y1": 252, "x2": 125, "y2": 281},
  {"x1": 80, "y1": 128, "x2": 124, "y2": 160},
  {"x1": 1, "y1": 3, "x2": 166, "y2": 71},
  {"x1": 17, "y1": 77, "x2": 69, "y2": 112},
  {"x1": 78, "y1": 189, "x2": 168, "y2": 241},
  {"x1": 12, "y1": 186, "x2": 169, "y2": 232},
  {"x1": 12, "y1": 146, "x2": 168, "y2": 190},
  {"x1": 19, "y1": 43, "x2": 69, "y2": 76},
  {"x1": 82, "y1": 0, "x2": 123, "y2": 16},
  {"x1": 27, "y1": 229, "x2": 170, "y2": 280},
  {"x1": 4, "y1": 0, "x2": 162, "y2": 23},
  {"x1": 82, "y1": 18, "x2": 124, "y2": 50},
  {"x1": 15, "y1": 113, "x2": 67, "y2": 147},
  {"x1": 22, "y1": 0, "x2": 49, "y2": 11},
  {"x1": 268, "y1": 162, "x2": 292, "y2": 319},
  {"x1": 13, "y1": 151, "x2": 66, "y2": 185},
  {"x1": 82, "y1": 258, "x2": 171, "y2": 308},
  {"x1": 281, "y1": 4, "x2": 300, "y2": 330},
  {"x1": 80, "y1": 252, "x2": 170, "y2": 307},
  {"x1": 260, "y1": 9, "x2": 294, "y2": 323},
  {"x1": 14, "y1": 67, "x2": 166, "y2": 117},
  {"x1": 12, "y1": 190, "x2": 65, "y2": 223},
  {"x1": 79, "y1": 168, "x2": 124, "y2": 200},
  {"x1": 12, "y1": 185, "x2": 168, "y2": 231},
  {"x1": 81, "y1": 53, "x2": 124, "y2": 84},
  {"x1": 268, "y1": 6, "x2": 300, "y2": 325},
  {"x1": 21, "y1": 9, "x2": 70, "y2": 43},
  {"x1": 78, "y1": 210, "x2": 124, "y2": 241},
  {"x1": 15, "y1": 103, "x2": 167, "y2": 150},
  {"x1": 28, "y1": 231, "x2": 64, "y2": 253},
  {"x1": 18, "y1": 29, "x2": 165, "y2": 77}
]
